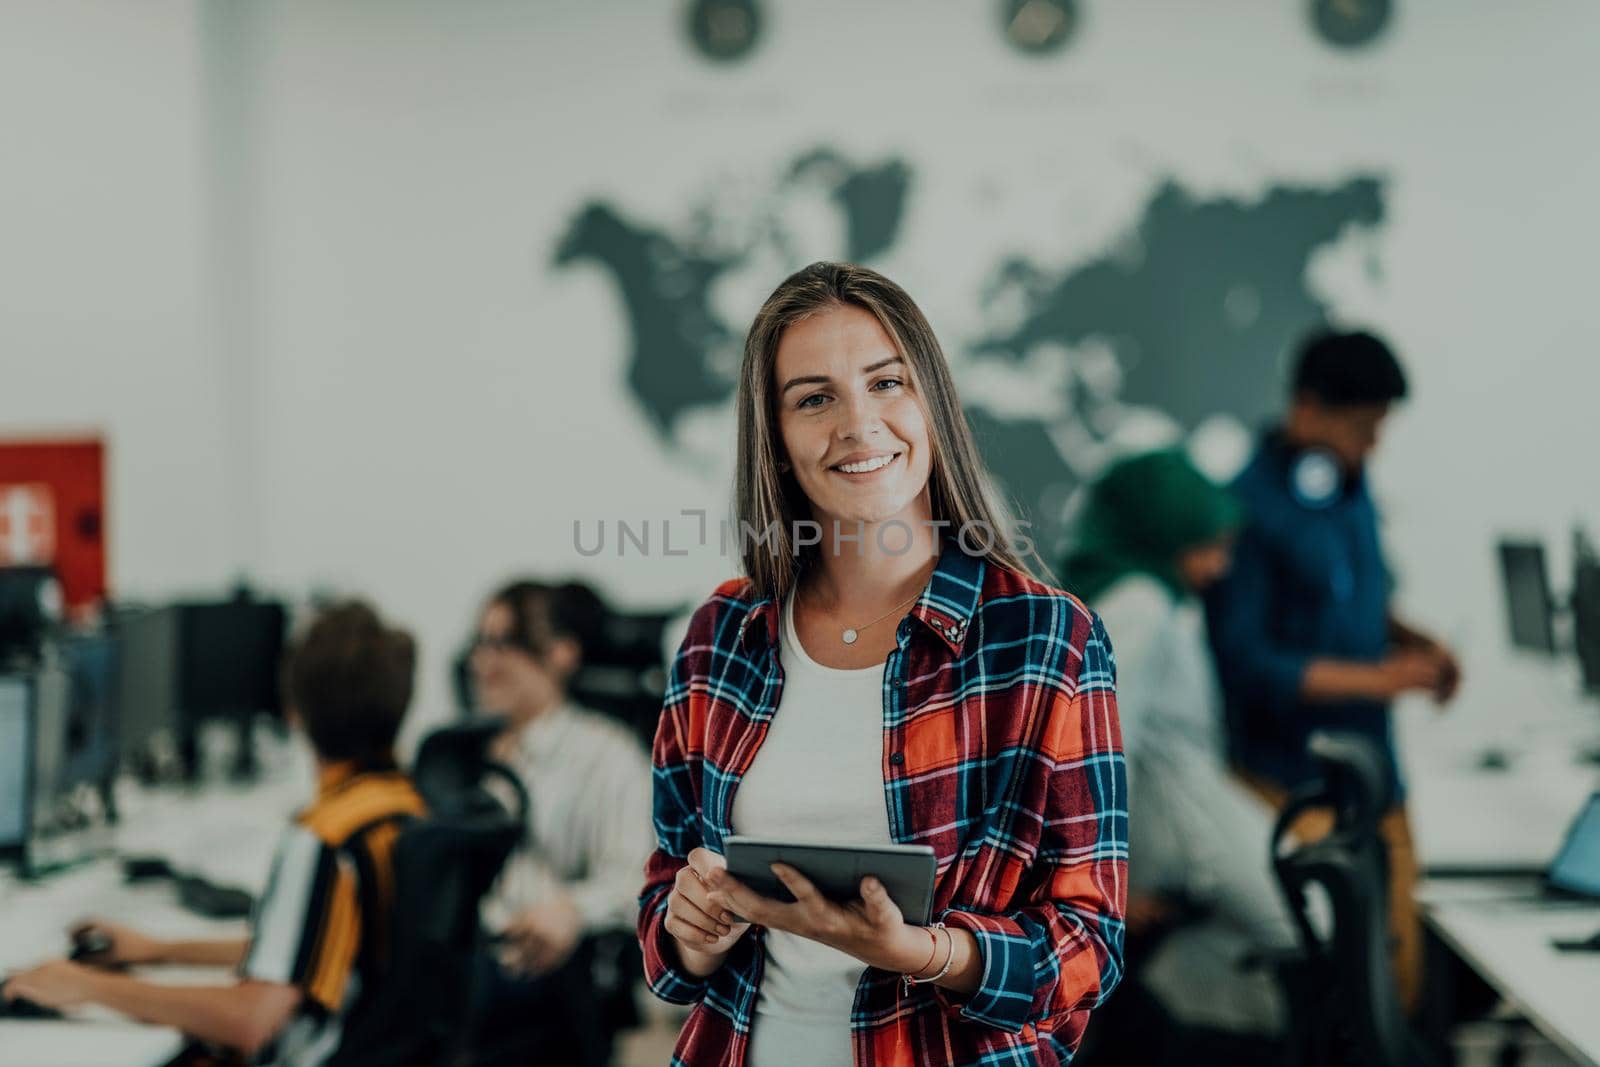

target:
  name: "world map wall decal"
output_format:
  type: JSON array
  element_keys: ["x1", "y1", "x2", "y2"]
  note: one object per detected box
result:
[{"x1": 554, "y1": 148, "x2": 1386, "y2": 563}]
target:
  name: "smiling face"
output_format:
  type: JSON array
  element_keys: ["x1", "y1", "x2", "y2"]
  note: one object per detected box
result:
[
  {"x1": 773, "y1": 303, "x2": 935, "y2": 533},
  {"x1": 469, "y1": 600, "x2": 572, "y2": 723}
]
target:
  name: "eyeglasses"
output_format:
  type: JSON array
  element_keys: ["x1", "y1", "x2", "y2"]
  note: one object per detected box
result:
[{"x1": 470, "y1": 634, "x2": 525, "y2": 654}]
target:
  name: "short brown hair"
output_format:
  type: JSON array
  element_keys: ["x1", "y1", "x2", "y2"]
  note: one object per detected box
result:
[{"x1": 282, "y1": 600, "x2": 415, "y2": 764}]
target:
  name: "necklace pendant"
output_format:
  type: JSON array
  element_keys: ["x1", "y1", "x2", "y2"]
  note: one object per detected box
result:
[{"x1": 841, "y1": 628, "x2": 859, "y2": 645}]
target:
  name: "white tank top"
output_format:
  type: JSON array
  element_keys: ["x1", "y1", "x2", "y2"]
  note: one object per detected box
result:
[{"x1": 732, "y1": 589, "x2": 895, "y2": 1067}]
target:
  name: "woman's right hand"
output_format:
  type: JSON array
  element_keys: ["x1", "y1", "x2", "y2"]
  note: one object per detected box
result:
[
  {"x1": 664, "y1": 847, "x2": 751, "y2": 977},
  {"x1": 68, "y1": 919, "x2": 164, "y2": 967}
]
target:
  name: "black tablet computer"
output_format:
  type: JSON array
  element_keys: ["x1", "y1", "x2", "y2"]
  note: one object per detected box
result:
[{"x1": 723, "y1": 836, "x2": 938, "y2": 925}]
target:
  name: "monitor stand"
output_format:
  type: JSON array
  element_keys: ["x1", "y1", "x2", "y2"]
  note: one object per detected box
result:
[
  {"x1": 177, "y1": 714, "x2": 261, "y2": 783},
  {"x1": 230, "y1": 714, "x2": 260, "y2": 782}
]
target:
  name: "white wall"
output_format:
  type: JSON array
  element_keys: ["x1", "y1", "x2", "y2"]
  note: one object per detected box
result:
[
  {"x1": 6, "y1": 1, "x2": 1598, "y2": 747},
  {"x1": 0, "y1": 1, "x2": 233, "y2": 597}
]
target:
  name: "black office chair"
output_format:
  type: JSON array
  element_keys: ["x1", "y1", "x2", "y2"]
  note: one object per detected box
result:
[
  {"x1": 330, "y1": 815, "x2": 525, "y2": 1067},
  {"x1": 1269, "y1": 732, "x2": 1437, "y2": 1067},
  {"x1": 429, "y1": 718, "x2": 644, "y2": 1066},
  {"x1": 326, "y1": 723, "x2": 527, "y2": 1067},
  {"x1": 412, "y1": 715, "x2": 529, "y2": 822},
  {"x1": 1274, "y1": 731, "x2": 1393, "y2": 851}
]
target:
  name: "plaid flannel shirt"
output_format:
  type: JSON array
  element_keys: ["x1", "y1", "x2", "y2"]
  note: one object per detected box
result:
[{"x1": 638, "y1": 541, "x2": 1128, "y2": 1066}]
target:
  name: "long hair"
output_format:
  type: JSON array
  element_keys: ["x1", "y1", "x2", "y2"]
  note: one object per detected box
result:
[{"x1": 733, "y1": 261, "x2": 1047, "y2": 601}]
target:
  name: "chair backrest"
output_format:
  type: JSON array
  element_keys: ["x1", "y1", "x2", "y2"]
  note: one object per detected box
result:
[
  {"x1": 324, "y1": 724, "x2": 525, "y2": 1067},
  {"x1": 1272, "y1": 731, "x2": 1391, "y2": 854},
  {"x1": 413, "y1": 715, "x2": 531, "y2": 827},
  {"x1": 1275, "y1": 838, "x2": 1413, "y2": 1065},
  {"x1": 1270, "y1": 731, "x2": 1428, "y2": 1067},
  {"x1": 324, "y1": 814, "x2": 521, "y2": 1067}
]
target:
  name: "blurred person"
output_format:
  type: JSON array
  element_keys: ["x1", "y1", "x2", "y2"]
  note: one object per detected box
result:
[
  {"x1": 3, "y1": 601, "x2": 427, "y2": 1067},
  {"x1": 638, "y1": 262, "x2": 1126, "y2": 1066},
  {"x1": 467, "y1": 578, "x2": 654, "y2": 1065},
  {"x1": 1063, "y1": 449, "x2": 1297, "y2": 1048},
  {"x1": 1205, "y1": 329, "x2": 1461, "y2": 1013}
]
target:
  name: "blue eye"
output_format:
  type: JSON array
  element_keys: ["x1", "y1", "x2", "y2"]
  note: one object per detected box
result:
[
  {"x1": 873, "y1": 378, "x2": 903, "y2": 391},
  {"x1": 797, "y1": 393, "x2": 827, "y2": 409}
]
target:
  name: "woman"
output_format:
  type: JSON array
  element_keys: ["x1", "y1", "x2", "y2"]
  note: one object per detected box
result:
[
  {"x1": 1062, "y1": 450, "x2": 1296, "y2": 1038},
  {"x1": 637, "y1": 262, "x2": 1127, "y2": 1066},
  {"x1": 468, "y1": 579, "x2": 655, "y2": 1065}
]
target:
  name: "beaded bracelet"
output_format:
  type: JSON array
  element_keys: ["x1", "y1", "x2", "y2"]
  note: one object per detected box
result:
[{"x1": 903, "y1": 922, "x2": 952, "y2": 992}]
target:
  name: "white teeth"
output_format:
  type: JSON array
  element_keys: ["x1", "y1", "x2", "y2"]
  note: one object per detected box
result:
[{"x1": 836, "y1": 454, "x2": 895, "y2": 474}]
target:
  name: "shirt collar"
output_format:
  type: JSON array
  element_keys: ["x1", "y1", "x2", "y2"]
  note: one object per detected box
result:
[
  {"x1": 736, "y1": 537, "x2": 986, "y2": 656},
  {"x1": 516, "y1": 701, "x2": 577, "y2": 760},
  {"x1": 315, "y1": 752, "x2": 398, "y2": 798},
  {"x1": 1261, "y1": 425, "x2": 1369, "y2": 499}
]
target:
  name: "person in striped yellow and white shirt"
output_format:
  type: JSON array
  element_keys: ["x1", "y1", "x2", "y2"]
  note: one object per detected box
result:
[{"x1": 2, "y1": 601, "x2": 426, "y2": 1067}]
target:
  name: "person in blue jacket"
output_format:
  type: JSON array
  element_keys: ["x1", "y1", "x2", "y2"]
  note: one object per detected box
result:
[{"x1": 1204, "y1": 329, "x2": 1460, "y2": 1013}]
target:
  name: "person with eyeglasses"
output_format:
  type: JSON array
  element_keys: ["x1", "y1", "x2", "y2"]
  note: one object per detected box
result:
[{"x1": 466, "y1": 578, "x2": 654, "y2": 1066}]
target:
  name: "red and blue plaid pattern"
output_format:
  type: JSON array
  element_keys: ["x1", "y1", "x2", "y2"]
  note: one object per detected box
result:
[{"x1": 639, "y1": 541, "x2": 1127, "y2": 1066}]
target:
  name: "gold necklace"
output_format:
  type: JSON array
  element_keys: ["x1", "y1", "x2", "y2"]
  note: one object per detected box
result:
[{"x1": 805, "y1": 563, "x2": 934, "y2": 645}]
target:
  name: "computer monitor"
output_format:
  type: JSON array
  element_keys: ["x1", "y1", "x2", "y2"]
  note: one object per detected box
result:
[
  {"x1": 0, "y1": 675, "x2": 32, "y2": 863},
  {"x1": 57, "y1": 633, "x2": 120, "y2": 796},
  {"x1": 110, "y1": 605, "x2": 180, "y2": 780},
  {"x1": 23, "y1": 657, "x2": 115, "y2": 875},
  {"x1": 174, "y1": 601, "x2": 286, "y2": 723},
  {"x1": 0, "y1": 565, "x2": 63, "y2": 665},
  {"x1": 1498, "y1": 540, "x2": 1558, "y2": 654},
  {"x1": 1574, "y1": 556, "x2": 1600, "y2": 694},
  {"x1": 173, "y1": 599, "x2": 287, "y2": 779},
  {"x1": 103, "y1": 598, "x2": 287, "y2": 782},
  {"x1": 1547, "y1": 792, "x2": 1600, "y2": 899}
]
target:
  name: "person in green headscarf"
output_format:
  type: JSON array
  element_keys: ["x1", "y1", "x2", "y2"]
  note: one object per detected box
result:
[
  {"x1": 1064, "y1": 449, "x2": 1295, "y2": 1042},
  {"x1": 1064, "y1": 448, "x2": 1242, "y2": 606}
]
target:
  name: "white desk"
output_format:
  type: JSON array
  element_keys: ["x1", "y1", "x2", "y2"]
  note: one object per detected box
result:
[
  {"x1": 1398, "y1": 668, "x2": 1600, "y2": 1066},
  {"x1": 1, "y1": 1021, "x2": 186, "y2": 1067},
  {"x1": 1418, "y1": 879, "x2": 1600, "y2": 1067},
  {"x1": 0, "y1": 765, "x2": 311, "y2": 1067},
  {"x1": 1397, "y1": 673, "x2": 1600, "y2": 872},
  {"x1": 1404, "y1": 746, "x2": 1597, "y2": 872}
]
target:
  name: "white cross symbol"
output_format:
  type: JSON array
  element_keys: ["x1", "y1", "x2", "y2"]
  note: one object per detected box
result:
[{"x1": 0, "y1": 484, "x2": 55, "y2": 565}]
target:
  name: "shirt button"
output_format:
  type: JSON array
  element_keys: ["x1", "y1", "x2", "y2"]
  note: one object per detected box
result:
[
  {"x1": 889, "y1": 752, "x2": 905, "y2": 765},
  {"x1": 891, "y1": 678, "x2": 905, "y2": 689}
]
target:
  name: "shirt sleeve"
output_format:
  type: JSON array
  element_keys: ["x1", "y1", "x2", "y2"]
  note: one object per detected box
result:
[
  {"x1": 937, "y1": 611, "x2": 1128, "y2": 1034},
  {"x1": 1087, "y1": 577, "x2": 1168, "y2": 792},
  {"x1": 240, "y1": 825, "x2": 361, "y2": 1015},
  {"x1": 637, "y1": 595, "x2": 723, "y2": 1005},
  {"x1": 568, "y1": 730, "x2": 658, "y2": 932},
  {"x1": 1204, "y1": 522, "x2": 1311, "y2": 713}
]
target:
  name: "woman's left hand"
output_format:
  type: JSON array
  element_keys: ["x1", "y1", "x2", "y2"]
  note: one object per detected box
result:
[{"x1": 705, "y1": 863, "x2": 929, "y2": 974}]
